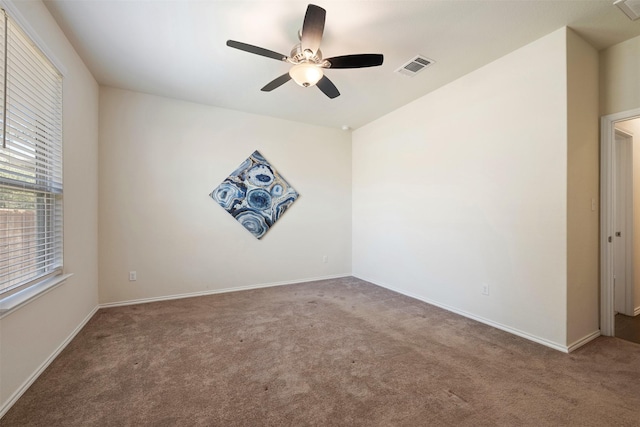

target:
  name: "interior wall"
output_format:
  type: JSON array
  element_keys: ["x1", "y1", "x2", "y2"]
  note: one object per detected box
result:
[
  {"x1": 98, "y1": 88, "x2": 352, "y2": 304},
  {"x1": 0, "y1": 0, "x2": 99, "y2": 414},
  {"x1": 614, "y1": 118, "x2": 640, "y2": 313},
  {"x1": 565, "y1": 29, "x2": 600, "y2": 346},
  {"x1": 600, "y1": 34, "x2": 640, "y2": 116},
  {"x1": 352, "y1": 28, "x2": 569, "y2": 348}
]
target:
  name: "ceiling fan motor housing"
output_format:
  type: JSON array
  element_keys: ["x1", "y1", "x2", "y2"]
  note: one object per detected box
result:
[
  {"x1": 288, "y1": 43, "x2": 326, "y2": 87},
  {"x1": 289, "y1": 44, "x2": 323, "y2": 65}
]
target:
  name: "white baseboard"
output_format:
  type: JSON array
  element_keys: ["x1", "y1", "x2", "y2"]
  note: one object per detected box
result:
[
  {"x1": 99, "y1": 274, "x2": 351, "y2": 308},
  {"x1": 0, "y1": 305, "x2": 99, "y2": 419},
  {"x1": 566, "y1": 330, "x2": 601, "y2": 353},
  {"x1": 354, "y1": 274, "x2": 572, "y2": 353}
]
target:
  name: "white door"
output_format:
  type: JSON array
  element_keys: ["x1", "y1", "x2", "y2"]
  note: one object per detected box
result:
[{"x1": 614, "y1": 130, "x2": 634, "y2": 315}]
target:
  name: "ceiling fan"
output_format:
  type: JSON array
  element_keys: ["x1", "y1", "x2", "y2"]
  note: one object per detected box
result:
[{"x1": 226, "y1": 4, "x2": 384, "y2": 99}]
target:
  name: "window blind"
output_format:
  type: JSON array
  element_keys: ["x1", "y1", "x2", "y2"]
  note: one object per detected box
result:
[{"x1": 0, "y1": 9, "x2": 63, "y2": 297}]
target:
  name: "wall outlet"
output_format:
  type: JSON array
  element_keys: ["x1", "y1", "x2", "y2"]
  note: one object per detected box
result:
[
  {"x1": 129, "y1": 271, "x2": 137, "y2": 281},
  {"x1": 322, "y1": 255, "x2": 328, "y2": 263},
  {"x1": 482, "y1": 284, "x2": 489, "y2": 296}
]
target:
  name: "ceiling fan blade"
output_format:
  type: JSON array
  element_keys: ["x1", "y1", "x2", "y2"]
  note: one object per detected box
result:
[
  {"x1": 316, "y1": 75, "x2": 340, "y2": 99},
  {"x1": 325, "y1": 54, "x2": 384, "y2": 69},
  {"x1": 261, "y1": 73, "x2": 292, "y2": 92},
  {"x1": 301, "y1": 4, "x2": 326, "y2": 55},
  {"x1": 226, "y1": 40, "x2": 287, "y2": 61}
]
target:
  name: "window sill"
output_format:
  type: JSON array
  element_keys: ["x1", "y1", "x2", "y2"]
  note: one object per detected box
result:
[{"x1": 0, "y1": 273, "x2": 73, "y2": 319}]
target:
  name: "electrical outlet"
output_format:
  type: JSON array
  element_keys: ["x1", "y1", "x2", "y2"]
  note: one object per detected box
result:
[
  {"x1": 129, "y1": 271, "x2": 137, "y2": 281},
  {"x1": 482, "y1": 284, "x2": 489, "y2": 296},
  {"x1": 322, "y1": 255, "x2": 328, "y2": 263}
]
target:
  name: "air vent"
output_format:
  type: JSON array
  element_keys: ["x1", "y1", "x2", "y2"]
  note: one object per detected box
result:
[
  {"x1": 396, "y1": 55, "x2": 434, "y2": 77},
  {"x1": 615, "y1": 0, "x2": 640, "y2": 20}
]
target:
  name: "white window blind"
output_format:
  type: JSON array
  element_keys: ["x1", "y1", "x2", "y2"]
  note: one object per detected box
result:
[{"x1": 0, "y1": 9, "x2": 63, "y2": 298}]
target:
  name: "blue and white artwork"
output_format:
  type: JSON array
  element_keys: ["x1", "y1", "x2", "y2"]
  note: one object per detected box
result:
[{"x1": 210, "y1": 150, "x2": 299, "y2": 239}]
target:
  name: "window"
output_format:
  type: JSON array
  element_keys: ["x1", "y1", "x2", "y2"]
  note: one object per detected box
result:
[{"x1": 0, "y1": 9, "x2": 63, "y2": 301}]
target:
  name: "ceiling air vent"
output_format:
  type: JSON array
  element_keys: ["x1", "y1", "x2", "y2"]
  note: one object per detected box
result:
[
  {"x1": 615, "y1": 0, "x2": 640, "y2": 20},
  {"x1": 396, "y1": 55, "x2": 434, "y2": 77}
]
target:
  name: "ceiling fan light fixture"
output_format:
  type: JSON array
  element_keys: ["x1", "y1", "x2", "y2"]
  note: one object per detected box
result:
[
  {"x1": 226, "y1": 4, "x2": 383, "y2": 98},
  {"x1": 289, "y1": 62, "x2": 323, "y2": 87}
]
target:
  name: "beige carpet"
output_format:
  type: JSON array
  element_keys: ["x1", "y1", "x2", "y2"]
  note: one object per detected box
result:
[{"x1": 2, "y1": 277, "x2": 640, "y2": 426}]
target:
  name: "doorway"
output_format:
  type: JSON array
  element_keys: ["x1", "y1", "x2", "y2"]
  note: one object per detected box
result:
[
  {"x1": 613, "y1": 129, "x2": 634, "y2": 313},
  {"x1": 601, "y1": 109, "x2": 640, "y2": 342}
]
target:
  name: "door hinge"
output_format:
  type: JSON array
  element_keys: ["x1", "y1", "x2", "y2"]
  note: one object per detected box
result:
[{"x1": 609, "y1": 236, "x2": 613, "y2": 243}]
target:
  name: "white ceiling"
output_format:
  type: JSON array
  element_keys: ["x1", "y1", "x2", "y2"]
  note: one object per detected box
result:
[{"x1": 43, "y1": 0, "x2": 640, "y2": 130}]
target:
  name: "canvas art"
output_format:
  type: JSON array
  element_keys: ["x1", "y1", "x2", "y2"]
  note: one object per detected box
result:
[{"x1": 210, "y1": 150, "x2": 299, "y2": 239}]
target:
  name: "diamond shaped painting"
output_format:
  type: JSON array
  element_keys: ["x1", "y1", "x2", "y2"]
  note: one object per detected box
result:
[{"x1": 210, "y1": 150, "x2": 299, "y2": 239}]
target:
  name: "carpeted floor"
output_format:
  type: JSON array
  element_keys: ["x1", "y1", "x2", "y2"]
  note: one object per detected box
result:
[{"x1": 3, "y1": 276, "x2": 640, "y2": 426}]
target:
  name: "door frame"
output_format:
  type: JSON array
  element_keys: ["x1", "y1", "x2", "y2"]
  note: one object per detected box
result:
[{"x1": 601, "y1": 108, "x2": 640, "y2": 336}]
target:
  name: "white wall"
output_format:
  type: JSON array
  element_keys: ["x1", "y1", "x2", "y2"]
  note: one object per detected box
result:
[
  {"x1": 353, "y1": 28, "x2": 570, "y2": 348},
  {"x1": 600, "y1": 34, "x2": 640, "y2": 116},
  {"x1": 566, "y1": 29, "x2": 600, "y2": 347},
  {"x1": 98, "y1": 88, "x2": 351, "y2": 304},
  {"x1": 0, "y1": 0, "x2": 99, "y2": 415}
]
